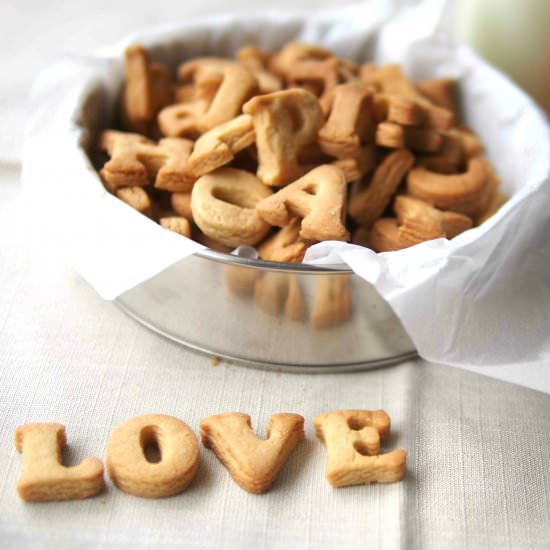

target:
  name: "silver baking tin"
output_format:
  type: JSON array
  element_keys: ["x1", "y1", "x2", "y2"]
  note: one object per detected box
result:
[{"x1": 117, "y1": 249, "x2": 417, "y2": 372}]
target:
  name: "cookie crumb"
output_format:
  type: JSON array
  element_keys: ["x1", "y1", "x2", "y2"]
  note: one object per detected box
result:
[{"x1": 211, "y1": 356, "x2": 220, "y2": 367}]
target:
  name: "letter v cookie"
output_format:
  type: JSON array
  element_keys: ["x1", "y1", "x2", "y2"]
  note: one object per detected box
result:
[{"x1": 200, "y1": 413, "x2": 304, "y2": 493}]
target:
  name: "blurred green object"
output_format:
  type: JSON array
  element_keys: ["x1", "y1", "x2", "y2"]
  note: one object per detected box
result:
[{"x1": 455, "y1": 0, "x2": 550, "y2": 113}]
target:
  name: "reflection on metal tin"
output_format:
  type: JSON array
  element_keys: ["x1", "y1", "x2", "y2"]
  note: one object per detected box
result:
[{"x1": 117, "y1": 250, "x2": 416, "y2": 372}]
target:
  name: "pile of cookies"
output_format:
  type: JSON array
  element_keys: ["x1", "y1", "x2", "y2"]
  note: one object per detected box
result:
[{"x1": 97, "y1": 42, "x2": 507, "y2": 261}]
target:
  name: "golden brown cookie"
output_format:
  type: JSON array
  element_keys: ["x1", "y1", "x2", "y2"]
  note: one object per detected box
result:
[
  {"x1": 235, "y1": 46, "x2": 283, "y2": 94},
  {"x1": 373, "y1": 94, "x2": 424, "y2": 126},
  {"x1": 394, "y1": 195, "x2": 472, "y2": 241},
  {"x1": 191, "y1": 168, "x2": 272, "y2": 247},
  {"x1": 99, "y1": 131, "x2": 196, "y2": 193},
  {"x1": 314, "y1": 410, "x2": 407, "y2": 487},
  {"x1": 121, "y1": 44, "x2": 174, "y2": 134},
  {"x1": 193, "y1": 229, "x2": 233, "y2": 253},
  {"x1": 452, "y1": 126, "x2": 485, "y2": 159},
  {"x1": 159, "y1": 216, "x2": 192, "y2": 238},
  {"x1": 188, "y1": 114, "x2": 255, "y2": 176},
  {"x1": 15, "y1": 423, "x2": 104, "y2": 502},
  {"x1": 351, "y1": 225, "x2": 371, "y2": 248},
  {"x1": 417, "y1": 78, "x2": 458, "y2": 117},
  {"x1": 257, "y1": 219, "x2": 309, "y2": 264},
  {"x1": 366, "y1": 195, "x2": 473, "y2": 252},
  {"x1": 174, "y1": 84, "x2": 196, "y2": 103},
  {"x1": 200, "y1": 413, "x2": 304, "y2": 493},
  {"x1": 171, "y1": 191, "x2": 193, "y2": 220},
  {"x1": 417, "y1": 131, "x2": 464, "y2": 174},
  {"x1": 348, "y1": 149, "x2": 415, "y2": 227},
  {"x1": 116, "y1": 186, "x2": 152, "y2": 217},
  {"x1": 375, "y1": 122, "x2": 442, "y2": 153},
  {"x1": 106, "y1": 414, "x2": 199, "y2": 498},
  {"x1": 361, "y1": 64, "x2": 454, "y2": 130},
  {"x1": 256, "y1": 164, "x2": 349, "y2": 242},
  {"x1": 198, "y1": 64, "x2": 258, "y2": 132},
  {"x1": 407, "y1": 156, "x2": 490, "y2": 216},
  {"x1": 318, "y1": 82, "x2": 375, "y2": 159},
  {"x1": 243, "y1": 89, "x2": 324, "y2": 186},
  {"x1": 286, "y1": 57, "x2": 343, "y2": 114},
  {"x1": 332, "y1": 144, "x2": 377, "y2": 183},
  {"x1": 269, "y1": 42, "x2": 332, "y2": 77},
  {"x1": 157, "y1": 100, "x2": 208, "y2": 139},
  {"x1": 236, "y1": 45, "x2": 271, "y2": 69}
]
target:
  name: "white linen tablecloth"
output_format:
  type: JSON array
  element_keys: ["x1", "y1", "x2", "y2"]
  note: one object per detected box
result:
[
  {"x1": 1, "y1": 167, "x2": 549, "y2": 549},
  {"x1": 1, "y1": 1, "x2": 550, "y2": 547}
]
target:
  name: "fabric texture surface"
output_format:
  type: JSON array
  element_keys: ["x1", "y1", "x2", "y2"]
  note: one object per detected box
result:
[
  {"x1": 2, "y1": 1, "x2": 550, "y2": 546},
  {"x1": 0, "y1": 170, "x2": 549, "y2": 549}
]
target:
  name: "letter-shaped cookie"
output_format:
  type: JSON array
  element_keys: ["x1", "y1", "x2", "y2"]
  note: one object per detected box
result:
[
  {"x1": 348, "y1": 149, "x2": 415, "y2": 227},
  {"x1": 313, "y1": 410, "x2": 407, "y2": 487},
  {"x1": 318, "y1": 82, "x2": 374, "y2": 159},
  {"x1": 191, "y1": 168, "x2": 272, "y2": 247},
  {"x1": 15, "y1": 423, "x2": 104, "y2": 501},
  {"x1": 99, "y1": 131, "x2": 196, "y2": 193},
  {"x1": 106, "y1": 414, "x2": 199, "y2": 498},
  {"x1": 367, "y1": 218, "x2": 403, "y2": 252},
  {"x1": 256, "y1": 165, "x2": 349, "y2": 242},
  {"x1": 171, "y1": 191, "x2": 192, "y2": 220},
  {"x1": 394, "y1": 195, "x2": 472, "y2": 243},
  {"x1": 188, "y1": 114, "x2": 255, "y2": 176},
  {"x1": 116, "y1": 186, "x2": 152, "y2": 217},
  {"x1": 360, "y1": 64, "x2": 454, "y2": 130},
  {"x1": 236, "y1": 46, "x2": 283, "y2": 94},
  {"x1": 200, "y1": 413, "x2": 304, "y2": 493},
  {"x1": 417, "y1": 78, "x2": 458, "y2": 117},
  {"x1": 286, "y1": 57, "x2": 342, "y2": 114},
  {"x1": 407, "y1": 157, "x2": 489, "y2": 216},
  {"x1": 122, "y1": 44, "x2": 173, "y2": 134},
  {"x1": 160, "y1": 216, "x2": 192, "y2": 238},
  {"x1": 257, "y1": 219, "x2": 309, "y2": 264},
  {"x1": 198, "y1": 64, "x2": 258, "y2": 132},
  {"x1": 332, "y1": 144, "x2": 377, "y2": 183},
  {"x1": 243, "y1": 89, "x2": 323, "y2": 186},
  {"x1": 375, "y1": 122, "x2": 442, "y2": 152},
  {"x1": 269, "y1": 42, "x2": 332, "y2": 77},
  {"x1": 157, "y1": 100, "x2": 207, "y2": 139}
]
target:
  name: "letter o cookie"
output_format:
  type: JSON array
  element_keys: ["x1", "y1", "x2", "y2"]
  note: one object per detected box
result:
[
  {"x1": 191, "y1": 167, "x2": 272, "y2": 247},
  {"x1": 106, "y1": 414, "x2": 199, "y2": 498}
]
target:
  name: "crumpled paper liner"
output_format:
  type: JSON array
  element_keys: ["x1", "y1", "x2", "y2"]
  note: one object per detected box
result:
[{"x1": 21, "y1": 0, "x2": 550, "y2": 368}]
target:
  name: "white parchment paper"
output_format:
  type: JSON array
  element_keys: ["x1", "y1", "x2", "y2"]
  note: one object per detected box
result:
[{"x1": 21, "y1": 0, "x2": 550, "y2": 368}]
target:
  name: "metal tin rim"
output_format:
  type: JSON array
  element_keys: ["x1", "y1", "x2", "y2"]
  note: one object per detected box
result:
[
  {"x1": 196, "y1": 248, "x2": 352, "y2": 273},
  {"x1": 116, "y1": 299, "x2": 418, "y2": 373}
]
